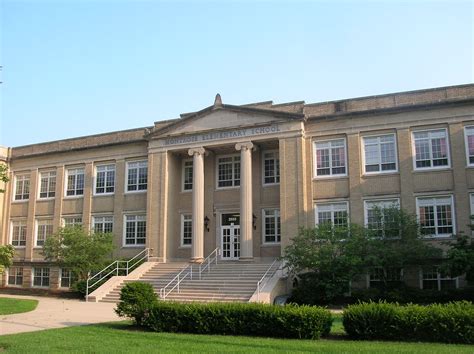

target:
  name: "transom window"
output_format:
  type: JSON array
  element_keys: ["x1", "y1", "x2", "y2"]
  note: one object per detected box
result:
[
  {"x1": 183, "y1": 160, "x2": 193, "y2": 191},
  {"x1": 66, "y1": 168, "x2": 84, "y2": 196},
  {"x1": 263, "y1": 209, "x2": 281, "y2": 243},
  {"x1": 315, "y1": 202, "x2": 349, "y2": 227},
  {"x1": 126, "y1": 160, "x2": 148, "y2": 192},
  {"x1": 11, "y1": 220, "x2": 27, "y2": 247},
  {"x1": 464, "y1": 126, "x2": 474, "y2": 166},
  {"x1": 33, "y1": 267, "x2": 50, "y2": 287},
  {"x1": 263, "y1": 151, "x2": 280, "y2": 185},
  {"x1": 181, "y1": 214, "x2": 192, "y2": 246},
  {"x1": 14, "y1": 174, "x2": 30, "y2": 201},
  {"x1": 60, "y1": 268, "x2": 73, "y2": 288},
  {"x1": 63, "y1": 217, "x2": 83, "y2": 228},
  {"x1": 124, "y1": 215, "x2": 146, "y2": 246},
  {"x1": 417, "y1": 196, "x2": 454, "y2": 237},
  {"x1": 363, "y1": 134, "x2": 397, "y2": 173},
  {"x1": 413, "y1": 129, "x2": 450, "y2": 169},
  {"x1": 421, "y1": 266, "x2": 458, "y2": 290},
  {"x1": 39, "y1": 170, "x2": 56, "y2": 198},
  {"x1": 95, "y1": 164, "x2": 115, "y2": 194},
  {"x1": 217, "y1": 155, "x2": 240, "y2": 188},
  {"x1": 314, "y1": 139, "x2": 347, "y2": 177},
  {"x1": 36, "y1": 219, "x2": 53, "y2": 247},
  {"x1": 8, "y1": 267, "x2": 23, "y2": 286},
  {"x1": 93, "y1": 216, "x2": 114, "y2": 233},
  {"x1": 364, "y1": 199, "x2": 400, "y2": 237}
]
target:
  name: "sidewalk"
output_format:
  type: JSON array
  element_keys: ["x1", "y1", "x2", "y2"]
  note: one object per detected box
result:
[{"x1": 0, "y1": 294, "x2": 120, "y2": 335}]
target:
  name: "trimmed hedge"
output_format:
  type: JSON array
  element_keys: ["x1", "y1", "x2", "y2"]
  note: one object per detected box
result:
[
  {"x1": 115, "y1": 282, "x2": 159, "y2": 325},
  {"x1": 343, "y1": 301, "x2": 474, "y2": 344},
  {"x1": 143, "y1": 301, "x2": 332, "y2": 339}
]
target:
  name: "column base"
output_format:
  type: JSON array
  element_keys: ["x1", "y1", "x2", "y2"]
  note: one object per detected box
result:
[
  {"x1": 238, "y1": 257, "x2": 254, "y2": 263},
  {"x1": 190, "y1": 257, "x2": 204, "y2": 264}
]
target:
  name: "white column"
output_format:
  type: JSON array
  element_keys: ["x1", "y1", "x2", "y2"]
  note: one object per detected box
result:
[
  {"x1": 235, "y1": 141, "x2": 253, "y2": 261},
  {"x1": 188, "y1": 147, "x2": 206, "y2": 262}
]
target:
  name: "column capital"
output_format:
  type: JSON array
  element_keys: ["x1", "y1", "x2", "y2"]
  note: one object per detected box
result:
[
  {"x1": 188, "y1": 147, "x2": 206, "y2": 157},
  {"x1": 235, "y1": 141, "x2": 254, "y2": 151}
]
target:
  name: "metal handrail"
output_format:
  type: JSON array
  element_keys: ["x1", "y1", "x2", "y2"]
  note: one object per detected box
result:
[
  {"x1": 198, "y1": 248, "x2": 220, "y2": 280},
  {"x1": 86, "y1": 248, "x2": 150, "y2": 301},
  {"x1": 159, "y1": 264, "x2": 193, "y2": 300},
  {"x1": 256, "y1": 260, "x2": 281, "y2": 302}
]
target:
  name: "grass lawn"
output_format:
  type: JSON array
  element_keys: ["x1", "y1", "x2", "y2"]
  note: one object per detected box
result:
[
  {"x1": 0, "y1": 297, "x2": 38, "y2": 315},
  {"x1": 0, "y1": 320, "x2": 472, "y2": 354}
]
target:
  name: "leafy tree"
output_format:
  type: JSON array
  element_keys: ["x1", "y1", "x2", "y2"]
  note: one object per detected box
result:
[
  {"x1": 42, "y1": 226, "x2": 114, "y2": 282},
  {"x1": 0, "y1": 163, "x2": 9, "y2": 193},
  {"x1": 442, "y1": 231, "x2": 474, "y2": 282},
  {"x1": 0, "y1": 245, "x2": 14, "y2": 274}
]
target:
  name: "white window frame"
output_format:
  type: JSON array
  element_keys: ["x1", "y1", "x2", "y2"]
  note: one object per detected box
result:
[
  {"x1": 367, "y1": 267, "x2": 403, "y2": 288},
  {"x1": 419, "y1": 267, "x2": 459, "y2": 290},
  {"x1": 464, "y1": 126, "x2": 474, "y2": 167},
  {"x1": 182, "y1": 159, "x2": 193, "y2": 192},
  {"x1": 262, "y1": 208, "x2": 281, "y2": 244},
  {"x1": 363, "y1": 198, "x2": 400, "y2": 238},
  {"x1": 32, "y1": 267, "x2": 50, "y2": 288},
  {"x1": 180, "y1": 214, "x2": 192, "y2": 247},
  {"x1": 122, "y1": 214, "x2": 147, "y2": 247},
  {"x1": 60, "y1": 268, "x2": 73, "y2": 289},
  {"x1": 262, "y1": 150, "x2": 280, "y2": 186},
  {"x1": 35, "y1": 219, "x2": 53, "y2": 248},
  {"x1": 361, "y1": 133, "x2": 398, "y2": 175},
  {"x1": 10, "y1": 220, "x2": 27, "y2": 248},
  {"x1": 216, "y1": 154, "x2": 241, "y2": 189},
  {"x1": 412, "y1": 128, "x2": 451, "y2": 171},
  {"x1": 416, "y1": 195, "x2": 455, "y2": 238},
  {"x1": 314, "y1": 202, "x2": 349, "y2": 227},
  {"x1": 13, "y1": 173, "x2": 30, "y2": 201},
  {"x1": 313, "y1": 138, "x2": 348, "y2": 178},
  {"x1": 125, "y1": 160, "x2": 148, "y2": 193},
  {"x1": 62, "y1": 216, "x2": 83, "y2": 228},
  {"x1": 7, "y1": 266, "x2": 23, "y2": 287},
  {"x1": 38, "y1": 170, "x2": 56, "y2": 199},
  {"x1": 65, "y1": 167, "x2": 85, "y2": 197},
  {"x1": 94, "y1": 163, "x2": 115, "y2": 196},
  {"x1": 92, "y1": 215, "x2": 114, "y2": 233}
]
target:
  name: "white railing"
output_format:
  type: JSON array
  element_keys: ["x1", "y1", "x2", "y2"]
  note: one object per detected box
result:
[
  {"x1": 198, "y1": 248, "x2": 220, "y2": 280},
  {"x1": 159, "y1": 264, "x2": 194, "y2": 300},
  {"x1": 85, "y1": 248, "x2": 150, "y2": 301},
  {"x1": 256, "y1": 260, "x2": 282, "y2": 302}
]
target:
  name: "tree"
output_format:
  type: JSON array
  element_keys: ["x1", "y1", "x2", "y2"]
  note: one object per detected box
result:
[
  {"x1": 0, "y1": 163, "x2": 9, "y2": 193},
  {"x1": 0, "y1": 245, "x2": 14, "y2": 274},
  {"x1": 42, "y1": 226, "x2": 114, "y2": 282}
]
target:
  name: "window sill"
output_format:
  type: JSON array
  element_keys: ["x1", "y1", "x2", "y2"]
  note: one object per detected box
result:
[
  {"x1": 261, "y1": 243, "x2": 281, "y2": 247},
  {"x1": 121, "y1": 245, "x2": 146, "y2": 249},
  {"x1": 412, "y1": 167, "x2": 452, "y2": 174},
  {"x1": 93, "y1": 193, "x2": 115, "y2": 197},
  {"x1": 313, "y1": 175, "x2": 348, "y2": 181},
  {"x1": 422, "y1": 235, "x2": 455, "y2": 240},
  {"x1": 12, "y1": 246, "x2": 26, "y2": 249},
  {"x1": 63, "y1": 195, "x2": 84, "y2": 200},
  {"x1": 362, "y1": 172, "x2": 399, "y2": 178},
  {"x1": 215, "y1": 186, "x2": 240, "y2": 191},
  {"x1": 124, "y1": 190, "x2": 147, "y2": 195},
  {"x1": 262, "y1": 183, "x2": 280, "y2": 187},
  {"x1": 12, "y1": 200, "x2": 29, "y2": 204},
  {"x1": 178, "y1": 245, "x2": 192, "y2": 249}
]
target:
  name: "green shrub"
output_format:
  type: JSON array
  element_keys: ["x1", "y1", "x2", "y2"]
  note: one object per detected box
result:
[
  {"x1": 115, "y1": 282, "x2": 159, "y2": 325},
  {"x1": 143, "y1": 301, "x2": 332, "y2": 340},
  {"x1": 343, "y1": 301, "x2": 474, "y2": 344}
]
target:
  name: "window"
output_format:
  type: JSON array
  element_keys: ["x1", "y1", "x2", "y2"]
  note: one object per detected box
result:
[
  {"x1": 263, "y1": 151, "x2": 280, "y2": 185},
  {"x1": 60, "y1": 268, "x2": 73, "y2": 288},
  {"x1": 36, "y1": 219, "x2": 53, "y2": 247},
  {"x1": 368, "y1": 267, "x2": 402, "y2": 288},
  {"x1": 95, "y1": 164, "x2": 115, "y2": 194},
  {"x1": 11, "y1": 220, "x2": 27, "y2": 247},
  {"x1": 263, "y1": 209, "x2": 281, "y2": 243},
  {"x1": 364, "y1": 199, "x2": 400, "y2": 237},
  {"x1": 33, "y1": 267, "x2": 50, "y2": 287},
  {"x1": 465, "y1": 126, "x2": 474, "y2": 166},
  {"x1": 63, "y1": 217, "x2": 82, "y2": 228},
  {"x1": 421, "y1": 267, "x2": 458, "y2": 290},
  {"x1": 124, "y1": 215, "x2": 146, "y2": 246},
  {"x1": 314, "y1": 139, "x2": 347, "y2": 177},
  {"x1": 8, "y1": 267, "x2": 23, "y2": 286},
  {"x1": 93, "y1": 216, "x2": 113, "y2": 233},
  {"x1": 183, "y1": 160, "x2": 193, "y2": 191},
  {"x1": 126, "y1": 160, "x2": 147, "y2": 192},
  {"x1": 315, "y1": 202, "x2": 349, "y2": 227},
  {"x1": 217, "y1": 155, "x2": 240, "y2": 188},
  {"x1": 413, "y1": 129, "x2": 450, "y2": 169},
  {"x1": 417, "y1": 196, "x2": 454, "y2": 237},
  {"x1": 181, "y1": 214, "x2": 192, "y2": 246},
  {"x1": 363, "y1": 134, "x2": 397, "y2": 173},
  {"x1": 66, "y1": 168, "x2": 84, "y2": 196},
  {"x1": 14, "y1": 174, "x2": 30, "y2": 201},
  {"x1": 39, "y1": 170, "x2": 56, "y2": 198}
]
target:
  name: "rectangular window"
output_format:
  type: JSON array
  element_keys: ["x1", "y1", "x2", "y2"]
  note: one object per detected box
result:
[
  {"x1": 364, "y1": 199, "x2": 400, "y2": 237},
  {"x1": 36, "y1": 219, "x2": 53, "y2": 247},
  {"x1": 8, "y1": 267, "x2": 23, "y2": 286},
  {"x1": 413, "y1": 129, "x2": 450, "y2": 169},
  {"x1": 66, "y1": 168, "x2": 85, "y2": 196},
  {"x1": 183, "y1": 160, "x2": 193, "y2": 191},
  {"x1": 14, "y1": 174, "x2": 30, "y2": 201},
  {"x1": 369, "y1": 267, "x2": 402, "y2": 288},
  {"x1": 39, "y1": 170, "x2": 56, "y2": 198},
  {"x1": 465, "y1": 126, "x2": 474, "y2": 166},
  {"x1": 363, "y1": 134, "x2": 397, "y2": 173},
  {"x1": 417, "y1": 196, "x2": 454, "y2": 237},
  {"x1": 421, "y1": 267, "x2": 458, "y2": 290},
  {"x1": 181, "y1": 214, "x2": 192, "y2": 246},
  {"x1": 263, "y1": 151, "x2": 280, "y2": 185},
  {"x1": 263, "y1": 209, "x2": 281, "y2": 243},
  {"x1": 92, "y1": 216, "x2": 114, "y2": 233},
  {"x1": 60, "y1": 268, "x2": 73, "y2": 288},
  {"x1": 124, "y1": 215, "x2": 146, "y2": 246},
  {"x1": 217, "y1": 155, "x2": 240, "y2": 188},
  {"x1": 315, "y1": 202, "x2": 349, "y2": 227},
  {"x1": 314, "y1": 139, "x2": 347, "y2": 177},
  {"x1": 95, "y1": 164, "x2": 115, "y2": 194},
  {"x1": 126, "y1": 160, "x2": 147, "y2": 192},
  {"x1": 11, "y1": 220, "x2": 27, "y2": 247},
  {"x1": 63, "y1": 217, "x2": 83, "y2": 228},
  {"x1": 33, "y1": 267, "x2": 50, "y2": 287}
]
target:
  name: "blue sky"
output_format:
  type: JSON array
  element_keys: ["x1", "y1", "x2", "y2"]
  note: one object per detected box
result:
[{"x1": 0, "y1": 0, "x2": 472, "y2": 147}]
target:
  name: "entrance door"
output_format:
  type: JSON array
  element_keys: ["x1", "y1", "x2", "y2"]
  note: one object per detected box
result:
[{"x1": 221, "y1": 214, "x2": 240, "y2": 260}]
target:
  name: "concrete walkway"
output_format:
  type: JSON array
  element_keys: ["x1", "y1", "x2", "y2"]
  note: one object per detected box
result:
[{"x1": 0, "y1": 294, "x2": 120, "y2": 336}]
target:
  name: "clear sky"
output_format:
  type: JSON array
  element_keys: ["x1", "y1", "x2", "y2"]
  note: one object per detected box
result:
[{"x1": 0, "y1": 0, "x2": 472, "y2": 147}]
